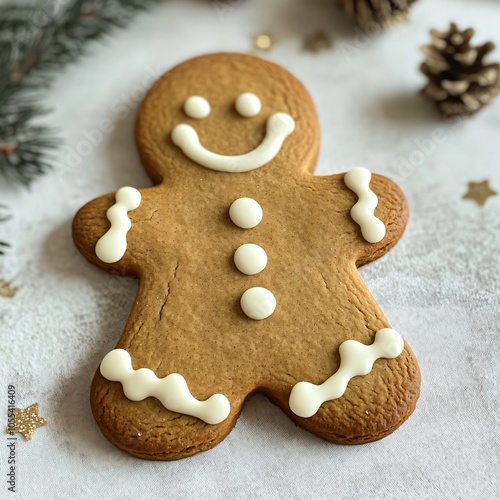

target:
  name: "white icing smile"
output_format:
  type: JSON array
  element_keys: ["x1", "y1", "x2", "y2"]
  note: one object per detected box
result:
[{"x1": 171, "y1": 94, "x2": 295, "y2": 173}]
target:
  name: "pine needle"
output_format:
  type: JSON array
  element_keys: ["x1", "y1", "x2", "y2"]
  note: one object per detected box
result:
[
  {"x1": 0, "y1": 204, "x2": 10, "y2": 253},
  {"x1": 0, "y1": 0, "x2": 158, "y2": 186}
]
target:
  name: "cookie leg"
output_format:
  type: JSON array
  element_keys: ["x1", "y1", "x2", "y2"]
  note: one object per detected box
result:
[
  {"x1": 266, "y1": 342, "x2": 419, "y2": 444},
  {"x1": 90, "y1": 270, "x2": 248, "y2": 460},
  {"x1": 292, "y1": 343, "x2": 419, "y2": 443},
  {"x1": 263, "y1": 267, "x2": 420, "y2": 445},
  {"x1": 91, "y1": 372, "x2": 243, "y2": 460}
]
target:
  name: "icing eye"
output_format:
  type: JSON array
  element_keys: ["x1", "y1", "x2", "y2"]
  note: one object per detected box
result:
[
  {"x1": 235, "y1": 93, "x2": 261, "y2": 118},
  {"x1": 184, "y1": 96, "x2": 210, "y2": 119}
]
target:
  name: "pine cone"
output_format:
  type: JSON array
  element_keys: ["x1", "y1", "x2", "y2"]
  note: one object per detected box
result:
[
  {"x1": 338, "y1": 0, "x2": 418, "y2": 30},
  {"x1": 420, "y1": 23, "x2": 500, "y2": 118}
]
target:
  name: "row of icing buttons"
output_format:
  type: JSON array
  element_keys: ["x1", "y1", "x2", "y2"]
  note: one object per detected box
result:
[{"x1": 229, "y1": 198, "x2": 276, "y2": 320}]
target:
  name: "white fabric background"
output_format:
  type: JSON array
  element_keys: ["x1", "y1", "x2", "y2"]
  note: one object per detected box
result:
[{"x1": 1, "y1": 0, "x2": 499, "y2": 498}]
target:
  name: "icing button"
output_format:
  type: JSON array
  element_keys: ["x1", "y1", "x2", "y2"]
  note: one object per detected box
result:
[
  {"x1": 229, "y1": 198, "x2": 263, "y2": 229},
  {"x1": 234, "y1": 244, "x2": 267, "y2": 275},
  {"x1": 240, "y1": 287, "x2": 276, "y2": 320}
]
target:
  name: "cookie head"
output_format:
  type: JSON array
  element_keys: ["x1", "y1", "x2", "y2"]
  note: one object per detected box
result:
[{"x1": 136, "y1": 53, "x2": 320, "y2": 182}]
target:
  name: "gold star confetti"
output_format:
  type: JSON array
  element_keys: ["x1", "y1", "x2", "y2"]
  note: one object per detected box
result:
[
  {"x1": 303, "y1": 31, "x2": 332, "y2": 53},
  {"x1": 252, "y1": 32, "x2": 276, "y2": 51},
  {"x1": 8, "y1": 403, "x2": 46, "y2": 440},
  {"x1": 0, "y1": 279, "x2": 17, "y2": 298},
  {"x1": 463, "y1": 180, "x2": 497, "y2": 206}
]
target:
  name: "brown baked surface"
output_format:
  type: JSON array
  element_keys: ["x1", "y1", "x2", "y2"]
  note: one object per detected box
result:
[{"x1": 72, "y1": 53, "x2": 420, "y2": 460}]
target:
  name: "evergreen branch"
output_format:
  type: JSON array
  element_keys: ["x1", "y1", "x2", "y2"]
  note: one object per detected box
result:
[
  {"x1": 0, "y1": 204, "x2": 10, "y2": 254},
  {"x1": 0, "y1": 0, "x2": 158, "y2": 186}
]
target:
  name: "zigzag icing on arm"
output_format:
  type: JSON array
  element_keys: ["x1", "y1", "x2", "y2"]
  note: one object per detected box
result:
[
  {"x1": 100, "y1": 349, "x2": 231, "y2": 425},
  {"x1": 344, "y1": 168, "x2": 386, "y2": 243},
  {"x1": 95, "y1": 187, "x2": 141, "y2": 264},
  {"x1": 289, "y1": 329, "x2": 404, "y2": 418}
]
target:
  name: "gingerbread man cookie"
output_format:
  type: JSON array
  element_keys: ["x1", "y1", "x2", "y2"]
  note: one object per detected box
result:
[{"x1": 73, "y1": 53, "x2": 420, "y2": 460}]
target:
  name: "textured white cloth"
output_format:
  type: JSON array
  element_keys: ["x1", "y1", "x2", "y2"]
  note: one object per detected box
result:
[{"x1": 1, "y1": 0, "x2": 499, "y2": 498}]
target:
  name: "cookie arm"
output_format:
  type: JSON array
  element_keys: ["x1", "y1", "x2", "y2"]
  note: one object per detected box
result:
[
  {"x1": 304, "y1": 170, "x2": 408, "y2": 266},
  {"x1": 72, "y1": 191, "x2": 142, "y2": 276}
]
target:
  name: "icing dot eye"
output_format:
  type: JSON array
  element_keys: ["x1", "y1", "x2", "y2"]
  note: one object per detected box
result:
[
  {"x1": 184, "y1": 96, "x2": 210, "y2": 119},
  {"x1": 235, "y1": 93, "x2": 261, "y2": 118}
]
